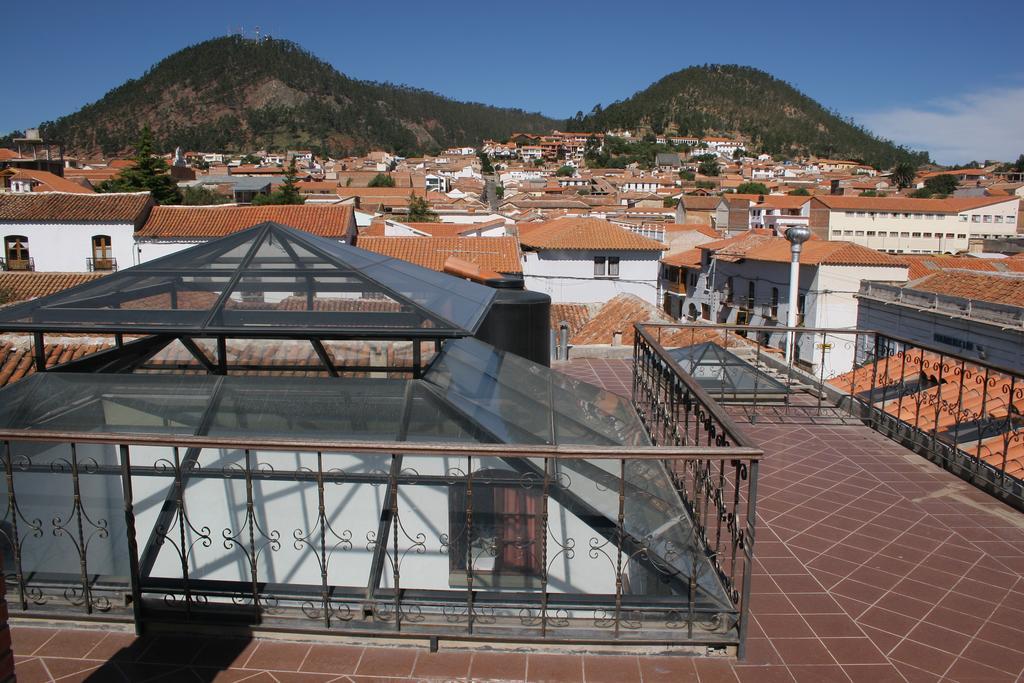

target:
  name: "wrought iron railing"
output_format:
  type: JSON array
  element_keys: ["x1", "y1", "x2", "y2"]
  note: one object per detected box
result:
[
  {"x1": 638, "y1": 323, "x2": 1024, "y2": 511},
  {"x1": 2, "y1": 257, "x2": 33, "y2": 272},
  {"x1": 0, "y1": 432, "x2": 761, "y2": 653},
  {"x1": 633, "y1": 325, "x2": 762, "y2": 658},
  {"x1": 86, "y1": 257, "x2": 117, "y2": 272}
]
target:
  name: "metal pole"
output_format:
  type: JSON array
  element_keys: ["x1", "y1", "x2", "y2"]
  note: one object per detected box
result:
[{"x1": 784, "y1": 227, "x2": 810, "y2": 364}]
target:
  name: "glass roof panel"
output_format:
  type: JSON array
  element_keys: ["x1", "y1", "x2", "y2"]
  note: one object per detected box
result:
[
  {"x1": 298, "y1": 231, "x2": 497, "y2": 333},
  {"x1": 206, "y1": 376, "x2": 411, "y2": 441},
  {"x1": 0, "y1": 222, "x2": 496, "y2": 336},
  {"x1": 0, "y1": 373, "x2": 217, "y2": 435},
  {"x1": 668, "y1": 342, "x2": 788, "y2": 399},
  {"x1": 423, "y1": 338, "x2": 651, "y2": 447}
]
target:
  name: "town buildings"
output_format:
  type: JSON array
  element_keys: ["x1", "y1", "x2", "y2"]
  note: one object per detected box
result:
[
  {"x1": 0, "y1": 192, "x2": 153, "y2": 272},
  {"x1": 809, "y1": 195, "x2": 1020, "y2": 254}
]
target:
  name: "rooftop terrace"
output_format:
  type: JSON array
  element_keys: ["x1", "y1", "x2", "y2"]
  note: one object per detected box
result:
[{"x1": 10, "y1": 352, "x2": 1024, "y2": 682}]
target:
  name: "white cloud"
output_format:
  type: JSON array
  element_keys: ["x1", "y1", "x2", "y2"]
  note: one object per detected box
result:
[{"x1": 858, "y1": 86, "x2": 1024, "y2": 165}]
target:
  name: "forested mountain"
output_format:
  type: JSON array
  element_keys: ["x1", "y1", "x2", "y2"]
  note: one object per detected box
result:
[
  {"x1": 568, "y1": 65, "x2": 929, "y2": 168},
  {"x1": 33, "y1": 37, "x2": 558, "y2": 157},
  {"x1": 15, "y1": 41, "x2": 929, "y2": 166}
]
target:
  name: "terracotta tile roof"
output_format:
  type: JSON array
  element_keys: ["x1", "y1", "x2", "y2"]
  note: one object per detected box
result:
[
  {"x1": 571, "y1": 294, "x2": 674, "y2": 346},
  {"x1": 62, "y1": 168, "x2": 123, "y2": 183},
  {"x1": 909, "y1": 271, "x2": 1024, "y2": 308},
  {"x1": 677, "y1": 196, "x2": 723, "y2": 210},
  {"x1": 335, "y1": 187, "x2": 426, "y2": 198},
  {"x1": 137, "y1": 204, "x2": 355, "y2": 238},
  {"x1": 357, "y1": 236, "x2": 522, "y2": 274},
  {"x1": 0, "y1": 149, "x2": 20, "y2": 161},
  {"x1": 0, "y1": 192, "x2": 153, "y2": 222},
  {"x1": 0, "y1": 338, "x2": 113, "y2": 387},
  {"x1": 901, "y1": 255, "x2": 1004, "y2": 279},
  {"x1": 518, "y1": 218, "x2": 666, "y2": 251},
  {"x1": 829, "y1": 349, "x2": 1024, "y2": 476},
  {"x1": 6, "y1": 169, "x2": 93, "y2": 193},
  {"x1": 661, "y1": 248, "x2": 703, "y2": 267},
  {"x1": 0, "y1": 272, "x2": 107, "y2": 306},
  {"x1": 813, "y1": 194, "x2": 1016, "y2": 214},
  {"x1": 550, "y1": 303, "x2": 596, "y2": 340},
  {"x1": 662, "y1": 223, "x2": 719, "y2": 238},
  {"x1": 703, "y1": 232, "x2": 907, "y2": 268}
]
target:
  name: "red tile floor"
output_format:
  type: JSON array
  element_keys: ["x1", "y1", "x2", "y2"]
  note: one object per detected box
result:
[{"x1": 10, "y1": 359, "x2": 1024, "y2": 682}]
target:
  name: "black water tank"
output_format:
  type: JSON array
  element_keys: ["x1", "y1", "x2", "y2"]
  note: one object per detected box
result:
[{"x1": 475, "y1": 287, "x2": 552, "y2": 366}]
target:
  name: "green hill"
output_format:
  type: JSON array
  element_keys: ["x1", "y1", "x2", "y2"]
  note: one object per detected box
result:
[
  {"x1": 34, "y1": 36, "x2": 558, "y2": 157},
  {"x1": 568, "y1": 65, "x2": 929, "y2": 168}
]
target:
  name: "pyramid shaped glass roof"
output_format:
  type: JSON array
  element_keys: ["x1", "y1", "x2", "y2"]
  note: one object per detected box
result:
[
  {"x1": 0, "y1": 222, "x2": 497, "y2": 337},
  {"x1": 667, "y1": 341, "x2": 788, "y2": 401}
]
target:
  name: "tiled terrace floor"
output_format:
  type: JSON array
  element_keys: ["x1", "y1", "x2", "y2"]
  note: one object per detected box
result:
[{"x1": 10, "y1": 358, "x2": 1024, "y2": 682}]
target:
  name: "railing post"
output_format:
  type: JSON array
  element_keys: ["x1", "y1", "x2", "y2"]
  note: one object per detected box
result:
[
  {"x1": 465, "y1": 456, "x2": 474, "y2": 634},
  {"x1": 540, "y1": 456, "x2": 550, "y2": 638},
  {"x1": 613, "y1": 458, "x2": 625, "y2": 638},
  {"x1": 119, "y1": 444, "x2": 144, "y2": 634},
  {"x1": 2, "y1": 441, "x2": 27, "y2": 612},
  {"x1": 737, "y1": 458, "x2": 759, "y2": 660}
]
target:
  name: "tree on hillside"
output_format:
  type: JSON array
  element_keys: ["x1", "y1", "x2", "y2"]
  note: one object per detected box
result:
[
  {"x1": 405, "y1": 194, "x2": 438, "y2": 222},
  {"x1": 252, "y1": 158, "x2": 305, "y2": 205},
  {"x1": 97, "y1": 127, "x2": 182, "y2": 204},
  {"x1": 736, "y1": 182, "x2": 769, "y2": 195},
  {"x1": 923, "y1": 174, "x2": 959, "y2": 196},
  {"x1": 182, "y1": 186, "x2": 233, "y2": 205},
  {"x1": 788, "y1": 188, "x2": 810, "y2": 196},
  {"x1": 698, "y1": 158, "x2": 720, "y2": 177},
  {"x1": 477, "y1": 151, "x2": 494, "y2": 174},
  {"x1": 556, "y1": 165, "x2": 575, "y2": 177},
  {"x1": 368, "y1": 173, "x2": 396, "y2": 187},
  {"x1": 891, "y1": 162, "x2": 917, "y2": 189}
]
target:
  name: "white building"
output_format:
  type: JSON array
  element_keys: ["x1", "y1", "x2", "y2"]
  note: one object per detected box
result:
[
  {"x1": 857, "y1": 272, "x2": 1024, "y2": 370},
  {"x1": 680, "y1": 232, "x2": 909, "y2": 376},
  {"x1": 810, "y1": 196, "x2": 1020, "y2": 254},
  {"x1": 135, "y1": 204, "x2": 357, "y2": 263},
  {"x1": 0, "y1": 192, "x2": 153, "y2": 272},
  {"x1": 518, "y1": 218, "x2": 665, "y2": 305}
]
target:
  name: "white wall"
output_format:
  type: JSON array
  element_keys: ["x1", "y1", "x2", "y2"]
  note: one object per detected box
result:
[
  {"x1": 522, "y1": 250, "x2": 662, "y2": 304},
  {"x1": 1, "y1": 222, "x2": 138, "y2": 271},
  {"x1": 682, "y1": 257, "x2": 907, "y2": 376}
]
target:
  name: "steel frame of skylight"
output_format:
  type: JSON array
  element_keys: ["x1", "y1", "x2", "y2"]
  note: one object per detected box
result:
[
  {"x1": 0, "y1": 334, "x2": 764, "y2": 655},
  {"x1": 0, "y1": 222, "x2": 497, "y2": 344},
  {"x1": 0, "y1": 225, "x2": 766, "y2": 655}
]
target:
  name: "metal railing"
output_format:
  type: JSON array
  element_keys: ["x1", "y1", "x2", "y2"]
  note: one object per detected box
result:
[
  {"x1": 0, "y1": 429, "x2": 761, "y2": 653},
  {"x1": 2, "y1": 257, "x2": 34, "y2": 272},
  {"x1": 86, "y1": 257, "x2": 118, "y2": 272},
  {"x1": 633, "y1": 325, "x2": 762, "y2": 657},
  {"x1": 639, "y1": 322, "x2": 1023, "y2": 511}
]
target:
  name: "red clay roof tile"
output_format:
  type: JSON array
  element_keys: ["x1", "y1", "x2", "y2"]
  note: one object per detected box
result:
[{"x1": 138, "y1": 204, "x2": 355, "y2": 238}]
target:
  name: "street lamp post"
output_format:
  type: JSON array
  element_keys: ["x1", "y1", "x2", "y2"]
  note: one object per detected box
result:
[{"x1": 784, "y1": 226, "x2": 811, "y2": 363}]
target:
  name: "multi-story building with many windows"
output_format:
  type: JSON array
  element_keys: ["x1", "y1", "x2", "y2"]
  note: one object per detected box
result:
[{"x1": 809, "y1": 195, "x2": 1020, "y2": 254}]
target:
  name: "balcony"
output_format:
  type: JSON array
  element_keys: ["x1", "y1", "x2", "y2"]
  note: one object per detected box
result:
[
  {"x1": 86, "y1": 257, "x2": 118, "y2": 272},
  {"x1": 2, "y1": 257, "x2": 34, "y2": 271},
  {"x1": 0, "y1": 222, "x2": 763, "y2": 659},
  {"x1": 633, "y1": 322, "x2": 1024, "y2": 510},
  {"x1": 5, "y1": 320, "x2": 1024, "y2": 680}
]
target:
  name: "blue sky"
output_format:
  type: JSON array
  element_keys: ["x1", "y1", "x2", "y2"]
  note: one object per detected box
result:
[{"x1": 4, "y1": 0, "x2": 1023, "y2": 164}]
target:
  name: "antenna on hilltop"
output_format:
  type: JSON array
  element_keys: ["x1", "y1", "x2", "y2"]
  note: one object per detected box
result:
[{"x1": 255, "y1": 26, "x2": 260, "y2": 41}]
